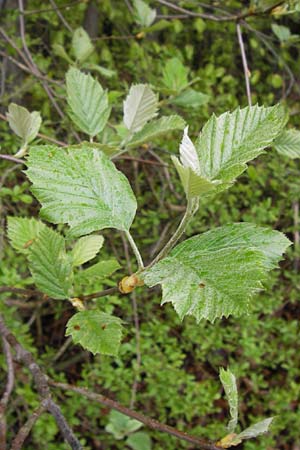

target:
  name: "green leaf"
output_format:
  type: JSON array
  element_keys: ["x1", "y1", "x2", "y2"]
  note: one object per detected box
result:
[
  {"x1": 220, "y1": 368, "x2": 238, "y2": 433},
  {"x1": 66, "y1": 311, "x2": 123, "y2": 355},
  {"x1": 26, "y1": 145, "x2": 137, "y2": 237},
  {"x1": 195, "y1": 104, "x2": 287, "y2": 188},
  {"x1": 28, "y1": 226, "x2": 73, "y2": 299},
  {"x1": 133, "y1": 0, "x2": 156, "y2": 27},
  {"x1": 7, "y1": 103, "x2": 41, "y2": 154},
  {"x1": 273, "y1": 129, "x2": 300, "y2": 159},
  {"x1": 66, "y1": 68, "x2": 110, "y2": 137},
  {"x1": 74, "y1": 259, "x2": 121, "y2": 289},
  {"x1": 126, "y1": 432, "x2": 152, "y2": 450},
  {"x1": 105, "y1": 410, "x2": 143, "y2": 439},
  {"x1": 82, "y1": 63, "x2": 116, "y2": 78},
  {"x1": 72, "y1": 27, "x2": 94, "y2": 63},
  {"x1": 232, "y1": 418, "x2": 274, "y2": 444},
  {"x1": 123, "y1": 84, "x2": 158, "y2": 133},
  {"x1": 71, "y1": 235, "x2": 104, "y2": 266},
  {"x1": 271, "y1": 24, "x2": 291, "y2": 42},
  {"x1": 7, "y1": 216, "x2": 46, "y2": 254},
  {"x1": 143, "y1": 223, "x2": 291, "y2": 322},
  {"x1": 52, "y1": 43, "x2": 74, "y2": 64},
  {"x1": 127, "y1": 115, "x2": 185, "y2": 148},
  {"x1": 172, "y1": 89, "x2": 210, "y2": 109},
  {"x1": 162, "y1": 58, "x2": 189, "y2": 93},
  {"x1": 68, "y1": 141, "x2": 120, "y2": 158}
]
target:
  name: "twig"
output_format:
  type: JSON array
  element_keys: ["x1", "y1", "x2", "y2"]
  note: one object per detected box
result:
[
  {"x1": 23, "y1": 0, "x2": 84, "y2": 16},
  {"x1": 236, "y1": 23, "x2": 252, "y2": 106},
  {"x1": 10, "y1": 402, "x2": 47, "y2": 450},
  {"x1": 156, "y1": 0, "x2": 285, "y2": 22},
  {"x1": 293, "y1": 201, "x2": 299, "y2": 272},
  {"x1": 0, "y1": 155, "x2": 25, "y2": 164},
  {"x1": 0, "y1": 314, "x2": 82, "y2": 450},
  {"x1": 80, "y1": 287, "x2": 119, "y2": 301},
  {"x1": 0, "y1": 338, "x2": 14, "y2": 449},
  {"x1": 120, "y1": 233, "x2": 141, "y2": 409},
  {"x1": 49, "y1": 0, "x2": 73, "y2": 32},
  {"x1": 124, "y1": 230, "x2": 145, "y2": 271},
  {"x1": 50, "y1": 381, "x2": 221, "y2": 450}
]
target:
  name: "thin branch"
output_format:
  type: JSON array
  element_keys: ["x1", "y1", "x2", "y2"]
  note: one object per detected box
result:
[
  {"x1": 147, "y1": 197, "x2": 198, "y2": 270},
  {"x1": 80, "y1": 287, "x2": 119, "y2": 301},
  {"x1": 49, "y1": 0, "x2": 73, "y2": 32},
  {"x1": 0, "y1": 155, "x2": 25, "y2": 164},
  {"x1": 0, "y1": 314, "x2": 83, "y2": 450},
  {"x1": 0, "y1": 338, "x2": 14, "y2": 449},
  {"x1": 121, "y1": 233, "x2": 141, "y2": 409},
  {"x1": 10, "y1": 402, "x2": 47, "y2": 450},
  {"x1": 23, "y1": 0, "x2": 84, "y2": 16},
  {"x1": 236, "y1": 23, "x2": 252, "y2": 106},
  {"x1": 156, "y1": 0, "x2": 285, "y2": 22},
  {"x1": 124, "y1": 230, "x2": 145, "y2": 271},
  {"x1": 50, "y1": 381, "x2": 221, "y2": 450},
  {"x1": 293, "y1": 200, "x2": 299, "y2": 272}
]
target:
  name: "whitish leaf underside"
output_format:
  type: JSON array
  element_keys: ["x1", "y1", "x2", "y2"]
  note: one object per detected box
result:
[{"x1": 123, "y1": 84, "x2": 158, "y2": 133}]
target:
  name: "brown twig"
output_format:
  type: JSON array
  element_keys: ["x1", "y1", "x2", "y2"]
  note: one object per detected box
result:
[
  {"x1": 50, "y1": 381, "x2": 221, "y2": 450},
  {"x1": 0, "y1": 155, "x2": 25, "y2": 165},
  {"x1": 10, "y1": 402, "x2": 47, "y2": 450},
  {"x1": 0, "y1": 338, "x2": 14, "y2": 449},
  {"x1": 156, "y1": 0, "x2": 285, "y2": 22},
  {"x1": 80, "y1": 287, "x2": 119, "y2": 301},
  {"x1": 49, "y1": 0, "x2": 73, "y2": 32},
  {"x1": 236, "y1": 23, "x2": 252, "y2": 106},
  {"x1": 0, "y1": 314, "x2": 82, "y2": 450}
]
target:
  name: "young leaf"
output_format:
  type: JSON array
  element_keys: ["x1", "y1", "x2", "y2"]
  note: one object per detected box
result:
[
  {"x1": 195, "y1": 104, "x2": 287, "y2": 186},
  {"x1": 127, "y1": 115, "x2": 185, "y2": 148},
  {"x1": 271, "y1": 24, "x2": 291, "y2": 42},
  {"x1": 26, "y1": 145, "x2": 137, "y2": 237},
  {"x1": 71, "y1": 235, "x2": 104, "y2": 266},
  {"x1": 66, "y1": 311, "x2": 123, "y2": 356},
  {"x1": 66, "y1": 68, "x2": 110, "y2": 137},
  {"x1": 7, "y1": 103, "x2": 41, "y2": 156},
  {"x1": 27, "y1": 226, "x2": 73, "y2": 299},
  {"x1": 133, "y1": 0, "x2": 156, "y2": 27},
  {"x1": 273, "y1": 129, "x2": 300, "y2": 159},
  {"x1": 172, "y1": 89, "x2": 210, "y2": 109},
  {"x1": 75, "y1": 259, "x2": 121, "y2": 283},
  {"x1": 126, "y1": 432, "x2": 152, "y2": 450},
  {"x1": 232, "y1": 417, "x2": 274, "y2": 443},
  {"x1": 72, "y1": 27, "x2": 94, "y2": 63},
  {"x1": 123, "y1": 84, "x2": 158, "y2": 133},
  {"x1": 105, "y1": 410, "x2": 143, "y2": 439},
  {"x1": 172, "y1": 127, "x2": 220, "y2": 198},
  {"x1": 52, "y1": 43, "x2": 74, "y2": 64},
  {"x1": 143, "y1": 223, "x2": 291, "y2": 322},
  {"x1": 162, "y1": 58, "x2": 189, "y2": 93},
  {"x1": 220, "y1": 368, "x2": 238, "y2": 433},
  {"x1": 7, "y1": 216, "x2": 46, "y2": 254}
]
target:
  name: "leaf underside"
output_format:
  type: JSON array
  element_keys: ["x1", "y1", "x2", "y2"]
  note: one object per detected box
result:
[
  {"x1": 143, "y1": 223, "x2": 291, "y2": 322},
  {"x1": 220, "y1": 368, "x2": 238, "y2": 433},
  {"x1": 273, "y1": 129, "x2": 300, "y2": 159},
  {"x1": 123, "y1": 84, "x2": 158, "y2": 133}
]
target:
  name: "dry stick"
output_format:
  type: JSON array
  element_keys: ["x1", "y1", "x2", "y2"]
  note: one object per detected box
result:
[
  {"x1": 156, "y1": 0, "x2": 285, "y2": 22},
  {"x1": 0, "y1": 338, "x2": 14, "y2": 449},
  {"x1": 49, "y1": 0, "x2": 73, "y2": 32},
  {"x1": 50, "y1": 381, "x2": 221, "y2": 450},
  {"x1": 121, "y1": 233, "x2": 142, "y2": 409},
  {"x1": 293, "y1": 200, "x2": 299, "y2": 272},
  {"x1": 0, "y1": 314, "x2": 83, "y2": 450},
  {"x1": 81, "y1": 287, "x2": 119, "y2": 301},
  {"x1": 10, "y1": 402, "x2": 47, "y2": 450},
  {"x1": 16, "y1": 0, "x2": 80, "y2": 143},
  {"x1": 0, "y1": 155, "x2": 24, "y2": 165},
  {"x1": 236, "y1": 23, "x2": 252, "y2": 106},
  {"x1": 23, "y1": 0, "x2": 84, "y2": 16}
]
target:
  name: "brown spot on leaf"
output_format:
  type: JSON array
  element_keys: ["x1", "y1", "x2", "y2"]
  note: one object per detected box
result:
[
  {"x1": 199, "y1": 283, "x2": 205, "y2": 288},
  {"x1": 74, "y1": 325, "x2": 80, "y2": 330},
  {"x1": 101, "y1": 324, "x2": 107, "y2": 330}
]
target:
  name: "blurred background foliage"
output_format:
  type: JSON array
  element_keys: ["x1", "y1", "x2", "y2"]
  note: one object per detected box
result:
[{"x1": 0, "y1": 0, "x2": 300, "y2": 449}]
